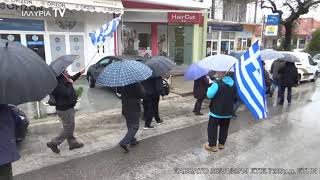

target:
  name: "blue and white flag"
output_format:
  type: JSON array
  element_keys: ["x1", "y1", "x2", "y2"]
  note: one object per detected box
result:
[
  {"x1": 234, "y1": 41, "x2": 268, "y2": 120},
  {"x1": 89, "y1": 16, "x2": 121, "y2": 46}
]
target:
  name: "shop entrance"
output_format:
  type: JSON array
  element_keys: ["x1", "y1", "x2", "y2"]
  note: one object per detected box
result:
[{"x1": 168, "y1": 25, "x2": 193, "y2": 65}]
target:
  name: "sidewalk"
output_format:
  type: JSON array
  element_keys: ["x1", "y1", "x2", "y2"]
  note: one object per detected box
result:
[{"x1": 14, "y1": 94, "x2": 220, "y2": 175}]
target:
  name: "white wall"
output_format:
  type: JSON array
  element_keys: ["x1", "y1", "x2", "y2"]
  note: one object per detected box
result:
[
  {"x1": 84, "y1": 12, "x2": 114, "y2": 67},
  {"x1": 123, "y1": 11, "x2": 167, "y2": 23}
]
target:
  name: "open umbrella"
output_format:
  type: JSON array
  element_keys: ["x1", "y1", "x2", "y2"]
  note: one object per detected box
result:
[
  {"x1": 0, "y1": 39, "x2": 57, "y2": 105},
  {"x1": 260, "y1": 49, "x2": 285, "y2": 61},
  {"x1": 229, "y1": 50, "x2": 246, "y2": 61},
  {"x1": 96, "y1": 60, "x2": 152, "y2": 87},
  {"x1": 184, "y1": 63, "x2": 208, "y2": 80},
  {"x1": 49, "y1": 55, "x2": 79, "y2": 76},
  {"x1": 197, "y1": 54, "x2": 238, "y2": 72},
  {"x1": 145, "y1": 56, "x2": 176, "y2": 77},
  {"x1": 279, "y1": 53, "x2": 300, "y2": 62}
]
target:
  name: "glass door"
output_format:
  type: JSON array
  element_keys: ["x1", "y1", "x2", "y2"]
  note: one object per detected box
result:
[
  {"x1": 26, "y1": 34, "x2": 45, "y2": 61},
  {"x1": 168, "y1": 25, "x2": 193, "y2": 65}
]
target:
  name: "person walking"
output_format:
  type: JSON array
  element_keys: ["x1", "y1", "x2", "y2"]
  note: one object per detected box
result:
[
  {"x1": 47, "y1": 69, "x2": 85, "y2": 153},
  {"x1": 193, "y1": 75, "x2": 210, "y2": 115},
  {"x1": 204, "y1": 72, "x2": 236, "y2": 152},
  {"x1": 119, "y1": 82, "x2": 145, "y2": 152},
  {"x1": 142, "y1": 77, "x2": 163, "y2": 129},
  {"x1": 0, "y1": 104, "x2": 21, "y2": 180},
  {"x1": 270, "y1": 60, "x2": 285, "y2": 97},
  {"x1": 278, "y1": 62, "x2": 298, "y2": 105}
]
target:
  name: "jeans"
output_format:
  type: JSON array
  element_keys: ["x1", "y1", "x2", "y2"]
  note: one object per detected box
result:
[
  {"x1": 144, "y1": 96, "x2": 161, "y2": 127},
  {"x1": 271, "y1": 80, "x2": 281, "y2": 97},
  {"x1": 279, "y1": 86, "x2": 292, "y2": 104},
  {"x1": 120, "y1": 112, "x2": 140, "y2": 145},
  {"x1": 207, "y1": 116, "x2": 231, "y2": 147},
  {"x1": 193, "y1": 99, "x2": 204, "y2": 113}
]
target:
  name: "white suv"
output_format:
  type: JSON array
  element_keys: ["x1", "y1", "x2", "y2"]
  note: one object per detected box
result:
[{"x1": 282, "y1": 52, "x2": 318, "y2": 83}]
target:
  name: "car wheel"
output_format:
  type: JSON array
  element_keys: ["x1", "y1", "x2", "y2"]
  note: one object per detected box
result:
[
  {"x1": 115, "y1": 87, "x2": 121, "y2": 98},
  {"x1": 88, "y1": 74, "x2": 95, "y2": 88}
]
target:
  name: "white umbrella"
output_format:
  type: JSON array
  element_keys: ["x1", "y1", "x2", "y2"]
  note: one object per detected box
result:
[
  {"x1": 197, "y1": 55, "x2": 238, "y2": 72},
  {"x1": 260, "y1": 49, "x2": 285, "y2": 61}
]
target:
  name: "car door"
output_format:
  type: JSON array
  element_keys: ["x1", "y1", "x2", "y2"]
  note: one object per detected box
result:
[
  {"x1": 307, "y1": 55, "x2": 318, "y2": 77},
  {"x1": 93, "y1": 57, "x2": 112, "y2": 80}
]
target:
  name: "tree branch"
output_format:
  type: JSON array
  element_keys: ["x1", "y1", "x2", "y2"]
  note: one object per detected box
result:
[{"x1": 283, "y1": 2, "x2": 296, "y2": 13}]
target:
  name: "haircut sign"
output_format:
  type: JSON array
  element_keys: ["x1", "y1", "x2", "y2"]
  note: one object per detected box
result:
[{"x1": 168, "y1": 12, "x2": 202, "y2": 24}]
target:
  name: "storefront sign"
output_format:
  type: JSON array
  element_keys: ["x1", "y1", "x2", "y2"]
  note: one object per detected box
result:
[
  {"x1": 0, "y1": 18, "x2": 44, "y2": 31},
  {"x1": 168, "y1": 12, "x2": 201, "y2": 24},
  {"x1": 265, "y1": 25, "x2": 278, "y2": 36},
  {"x1": 266, "y1": 15, "x2": 280, "y2": 25},
  {"x1": 209, "y1": 24, "x2": 243, "y2": 32}
]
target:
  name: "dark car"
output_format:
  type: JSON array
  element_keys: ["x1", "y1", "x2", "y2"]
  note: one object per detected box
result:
[
  {"x1": 8, "y1": 105, "x2": 29, "y2": 143},
  {"x1": 86, "y1": 56, "x2": 148, "y2": 98}
]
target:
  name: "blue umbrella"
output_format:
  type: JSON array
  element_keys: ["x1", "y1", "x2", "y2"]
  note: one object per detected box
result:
[
  {"x1": 229, "y1": 50, "x2": 246, "y2": 61},
  {"x1": 96, "y1": 60, "x2": 152, "y2": 87},
  {"x1": 260, "y1": 49, "x2": 284, "y2": 60},
  {"x1": 184, "y1": 63, "x2": 208, "y2": 80}
]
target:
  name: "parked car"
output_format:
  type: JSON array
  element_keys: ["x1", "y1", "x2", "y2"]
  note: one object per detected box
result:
[
  {"x1": 8, "y1": 105, "x2": 29, "y2": 143},
  {"x1": 281, "y1": 52, "x2": 318, "y2": 84},
  {"x1": 313, "y1": 54, "x2": 320, "y2": 72},
  {"x1": 86, "y1": 56, "x2": 148, "y2": 98}
]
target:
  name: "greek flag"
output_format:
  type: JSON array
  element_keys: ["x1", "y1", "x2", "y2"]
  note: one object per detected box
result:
[
  {"x1": 89, "y1": 16, "x2": 121, "y2": 46},
  {"x1": 234, "y1": 41, "x2": 268, "y2": 120}
]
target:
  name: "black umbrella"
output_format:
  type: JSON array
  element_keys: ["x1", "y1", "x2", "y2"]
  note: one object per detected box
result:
[
  {"x1": 0, "y1": 39, "x2": 57, "y2": 105},
  {"x1": 279, "y1": 53, "x2": 300, "y2": 63},
  {"x1": 50, "y1": 55, "x2": 79, "y2": 76},
  {"x1": 145, "y1": 56, "x2": 176, "y2": 77}
]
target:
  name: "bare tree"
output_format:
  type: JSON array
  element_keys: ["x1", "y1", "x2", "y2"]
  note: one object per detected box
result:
[{"x1": 261, "y1": 0, "x2": 320, "y2": 50}]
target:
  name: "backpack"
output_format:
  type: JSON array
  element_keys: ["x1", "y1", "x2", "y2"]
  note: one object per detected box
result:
[{"x1": 160, "y1": 79, "x2": 170, "y2": 96}]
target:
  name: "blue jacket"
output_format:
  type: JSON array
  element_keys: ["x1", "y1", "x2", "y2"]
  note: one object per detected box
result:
[
  {"x1": 207, "y1": 76, "x2": 234, "y2": 118},
  {"x1": 0, "y1": 105, "x2": 20, "y2": 165}
]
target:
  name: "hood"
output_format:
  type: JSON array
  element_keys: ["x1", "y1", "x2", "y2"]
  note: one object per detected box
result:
[{"x1": 222, "y1": 76, "x2": 234, "y2": 87}]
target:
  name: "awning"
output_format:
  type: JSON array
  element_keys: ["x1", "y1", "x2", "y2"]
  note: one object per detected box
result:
[
  {"x1": 124, "y1": 0, "x2": 211, "y2": 9},
  {"x1": 0, "y1": 0, "x2": 124, "y2": 14}
]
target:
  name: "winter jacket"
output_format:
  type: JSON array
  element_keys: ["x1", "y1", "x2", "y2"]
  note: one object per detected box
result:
[
  {"x1": 121, "y1": 83, "x2": 145, "y2": 114},
  {"x1": 0, "y1": 104, "x2": 20, "y2": 165},
  {"x1": 52, "y1": 73, "x2": 81, "y2": 111},
  {"x1": 193, "y1": 75, "x2": 210, "y2": 99},
  {"x1": 141, "y1": 77, "x2": 163, "y2": 97},
  {"x1": 270, "y1": 60, "x2": 285, "y2": 81},
  {"x1": 207, "y1": 76, "x2": 236, "y2": 118},
  {"x1": 279, "y1": 62, "x2": 299, "y2": 87}
]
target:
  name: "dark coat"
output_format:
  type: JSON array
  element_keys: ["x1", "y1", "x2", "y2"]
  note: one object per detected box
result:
[
  {"x1": 121, "y1": 83, "x2": 145, "y2": 114},
  {"x1": 270, "y1": 60, "x2": 285, "y2": 81},
  {"x1": 193, "y1": 76, "x2": 210, "y2": 99},
  {"x1": 279, "y1": 62, "x2": 299, "y2": 87},
  {"x1": 52, "y1": 73, "x2": 81, "y2": 111},
  {"x1": 141, "y1": 77, "x2": 163, "y2": 99},
  {"x1": 0, "y1": 105, "x2": 20, "y2": 165}
]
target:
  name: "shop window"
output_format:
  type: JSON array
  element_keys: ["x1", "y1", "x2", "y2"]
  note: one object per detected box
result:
[
  {"x1": 222, "y1": 32, "x2": 230, "y2": 39},
  {"x1": 0, "y1": 34, "x2": 21, "y2": 43},
  {"x1": 229, "y1": 32, "x2": 235, "y2": 39},
  {"x1": 138, "y1": 33, "x2": 151, "y2": 50},
  {"x1": 299, "y1": 39, "x2": 306, "y2": 49},
  {"x1": 26, "y1": 34, "x2": 45, "y2": 61}
]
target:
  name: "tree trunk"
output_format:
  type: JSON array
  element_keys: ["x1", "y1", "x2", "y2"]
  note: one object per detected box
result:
[{"x1": 283, "y1": 23, "x2": 294, "y2": 51}]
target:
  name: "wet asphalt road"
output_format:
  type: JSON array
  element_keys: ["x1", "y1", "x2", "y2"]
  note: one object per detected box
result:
[{"x1": 15, "y1": 82, "x2": 320, "y2": 180}]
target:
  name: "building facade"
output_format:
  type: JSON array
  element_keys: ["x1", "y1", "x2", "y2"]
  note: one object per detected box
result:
[
  {"x1": 206, "y1": 0, "x2": 260, "y2": 56},
  {"x1": 119, "y1": 0, "x2": 210, "y2": 66},
  {"x1": 0, "y1": 0, "x2": 123, "y2": 73}
]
